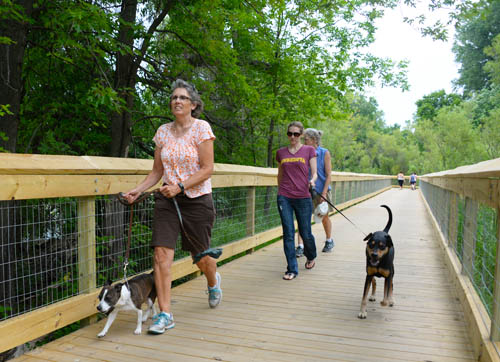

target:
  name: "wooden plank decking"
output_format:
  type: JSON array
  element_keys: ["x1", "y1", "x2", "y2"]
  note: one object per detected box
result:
[{"x1": 15, "y1": 188, "x2": 475, "y2": 361}]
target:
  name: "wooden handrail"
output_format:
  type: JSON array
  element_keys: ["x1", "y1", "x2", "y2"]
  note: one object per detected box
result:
[
  {"x1": 419, "y1": 157, "x2": 500, "y2": 362},
  {"x1": 0, "y1": 153, "x2": 392, "y2": 200}
]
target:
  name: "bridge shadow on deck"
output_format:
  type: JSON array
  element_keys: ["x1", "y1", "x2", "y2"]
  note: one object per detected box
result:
[{"x1": 17, "y1": 189, "x2": 474, "y2": 362}]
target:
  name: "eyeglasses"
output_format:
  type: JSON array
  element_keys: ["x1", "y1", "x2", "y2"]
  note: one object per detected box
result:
[
  {"x1": 171, "y1": 95, "x2": 191, "y2": 102},
  {"x1": 287, "y1": 131, "x2": 301, "y2": 137}
]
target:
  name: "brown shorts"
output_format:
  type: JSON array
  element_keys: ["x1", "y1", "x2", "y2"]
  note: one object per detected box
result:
[
  {"x1": 313, "y1": 189, "x2": 333, "y2": 212},
  {"x1": 152, "y1": 192, "x2": 215, "y2": 255}
]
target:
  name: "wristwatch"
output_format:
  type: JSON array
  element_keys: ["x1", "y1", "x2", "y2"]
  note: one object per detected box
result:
[{"x1": 177, "y1": 182, "x2": 185, "y2": 195}]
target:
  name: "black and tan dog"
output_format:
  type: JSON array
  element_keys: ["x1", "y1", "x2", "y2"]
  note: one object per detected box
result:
[{"x1": 358, "y1": 205, "x2": 394, "y2": 319}]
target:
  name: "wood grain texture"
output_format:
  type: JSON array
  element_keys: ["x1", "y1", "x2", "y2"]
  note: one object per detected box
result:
[{"x1": 15, "y1": 189, "x2": 482, "y2": 361}]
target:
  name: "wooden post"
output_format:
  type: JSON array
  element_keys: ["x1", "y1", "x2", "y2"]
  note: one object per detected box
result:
[
  {"x1": 340, "y1": 181, "x2": 345, "y2": 204},
  {"x1": 449, "y1": 193, "x2": 458, "y2": 249},
  {"x1": 246, "y1": 186, "x2": 256, "y2": 236},
  {"x1": 331, "y1": 182, "x2": 336, "y2": 205},
  {"x1": 490, "y1": 201, "x2": 500, "y2": 341},
  {"x1": 78, "y1": 196, "x2": 96, "y2": 326},
  {"x1": 462, "y1": 198, "x2": 477, "y2": 277},
  {"x1": 246, "y1": 187, "x2": 256, "y2": 254}
]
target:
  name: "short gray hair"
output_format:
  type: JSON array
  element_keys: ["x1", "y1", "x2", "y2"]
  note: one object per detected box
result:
[
  {"x1": 304, "y1": 128, "x2": 323, "y2": 145},
  {"x1": 170, "y1": 79, "x2": 204, "y2": 118}
]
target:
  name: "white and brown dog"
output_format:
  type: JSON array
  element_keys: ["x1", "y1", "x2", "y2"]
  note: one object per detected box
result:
[{"x1": 96, "y1": 272, "x2": 157, "y2": 337}]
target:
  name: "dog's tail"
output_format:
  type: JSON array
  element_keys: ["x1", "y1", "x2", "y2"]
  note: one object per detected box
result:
[{"x1": 381, "y1": 205, "x2": 392, "y2": 233}]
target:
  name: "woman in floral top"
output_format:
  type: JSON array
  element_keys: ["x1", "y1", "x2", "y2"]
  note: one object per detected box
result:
[{"x1": 123, "y1": 79, "x2": 221, "y2": 334}]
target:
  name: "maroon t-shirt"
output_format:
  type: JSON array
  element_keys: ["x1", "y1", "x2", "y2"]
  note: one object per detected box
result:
[{"x1": 276, "y1": 145, "x2": 316, "y2": 198}]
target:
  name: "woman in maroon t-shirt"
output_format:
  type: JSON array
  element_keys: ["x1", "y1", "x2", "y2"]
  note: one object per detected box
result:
[{"x1": 276, "y1": 121, "x2": 317, "y2": 280}]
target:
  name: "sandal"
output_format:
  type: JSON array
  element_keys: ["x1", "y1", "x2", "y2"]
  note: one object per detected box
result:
[
  {"x1": 305, "y1": 259, "x2": 316, "y2": 269},
  {"x1": 283, "y1": 272, "x2": 297, "y2": 280}
]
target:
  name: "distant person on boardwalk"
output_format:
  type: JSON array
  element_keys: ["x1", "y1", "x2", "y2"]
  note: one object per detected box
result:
[
  {"x1": 122, "y1": 79, "x2": 221, "y2": 334},
  {"x1": 296, "y1": 128, "x2": 334, "y2": 257},
  {"x1": 397, "y1": 171, "x2": 404, "y2": 190},
  {"x1": 410, "y1": 172, "x2": 417, "y2": 190},
  {"x1": 276, "y1": 121, "x2": 318, "y2": 280}
]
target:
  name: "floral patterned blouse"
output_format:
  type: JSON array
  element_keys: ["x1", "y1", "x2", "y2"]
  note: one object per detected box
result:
[{"x1": 153, "y1": 119, "x2": 215, "y2": 198}]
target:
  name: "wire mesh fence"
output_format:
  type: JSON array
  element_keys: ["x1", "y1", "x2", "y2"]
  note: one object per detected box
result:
[
  {"x1": 420, "y1": 180, "x2": 499, "y2": 337},
  {"x1": 0, "y1": 178, "x2": 390, "y2": 322}
]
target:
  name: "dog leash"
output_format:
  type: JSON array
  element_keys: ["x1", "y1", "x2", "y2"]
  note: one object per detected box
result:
[
  {"x1": 117, "y1": 188, "x2": 222, "y2": 267},
  {"x1": 117, "y1": 189, "x2": 159, "y2": 288},
  {"x1": 310, "y1": 188, "x2": 367, "y2": 237},
  {"x1": 170, "y1": 196, "x2": 222, "y2": 264}
]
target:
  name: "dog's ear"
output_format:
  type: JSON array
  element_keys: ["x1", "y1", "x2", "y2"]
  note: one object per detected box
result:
[
  {"x1": 105, "y1": 278, "x2": 113, "y2": 286},
  {"x1": 363, "y1": 233, "x2": 373, "y2": 241},
  {"x1": 386, "y1": 234, "x2": 393, "y2": 248},
  {"x1": 114, "y1": 283, "x2": 123, "y2": 292}
]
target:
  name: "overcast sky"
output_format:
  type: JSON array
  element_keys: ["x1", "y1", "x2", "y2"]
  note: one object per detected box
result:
[{"x1": 365, "y1": 4, "x2": 460, "y2": 127}]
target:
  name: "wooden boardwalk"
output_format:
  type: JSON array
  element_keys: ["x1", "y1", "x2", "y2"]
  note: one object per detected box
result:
[{"x1": 15, "y1": 188, "x2": 475, "y2": 361}]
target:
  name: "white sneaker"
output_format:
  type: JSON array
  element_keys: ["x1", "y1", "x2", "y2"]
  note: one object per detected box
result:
[
  {"x1": 148, "y1": 312, "x2": 175, "y2": 334},
  {"x1": 208, "y1": 272, "x2": 222, "y2": 308}
]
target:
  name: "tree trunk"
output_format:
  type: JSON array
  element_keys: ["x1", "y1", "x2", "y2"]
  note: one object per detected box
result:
[
  {"x1": 0, "y1": 0, "x2": 34, "y2": 153},
  {"x1": 109, "y1": 0, "x2": 138, "y2": 158}
]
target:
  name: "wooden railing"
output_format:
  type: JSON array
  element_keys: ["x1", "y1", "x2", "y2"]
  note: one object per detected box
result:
[
  {"x1": 0, "y1": 153, "x2": 392, "y2": 353},
  {"x1": 420, "y1": 158, "x2": 500, "y2": 361}
]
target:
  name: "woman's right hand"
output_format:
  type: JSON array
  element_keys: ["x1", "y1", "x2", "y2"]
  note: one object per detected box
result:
[{"x1": 121, "y1": 189, "x2": 141, "y2": 204}]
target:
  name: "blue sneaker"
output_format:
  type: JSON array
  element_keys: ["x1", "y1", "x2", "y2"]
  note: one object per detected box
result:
[
  {"x1": 208, "y1": 272, "x2": 222, "y2": 308},
  {"x1": 148, "y1": 312, "x2": 175, "y2": 335},
  {"x1": 322, "y1": 239, "x2": 334, "y2": 253}
]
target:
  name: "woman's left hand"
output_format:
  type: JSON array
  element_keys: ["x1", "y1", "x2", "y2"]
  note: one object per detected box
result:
[
  {"x1": 160, "y1": 184, "x2": 182, "y2": 198},
  {"x1": 309, "y1": 180, "x2": 315, "y2": 188}
]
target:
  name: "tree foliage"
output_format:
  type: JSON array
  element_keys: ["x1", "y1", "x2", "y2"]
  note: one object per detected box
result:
[
  {"x1": 452, "y1": 0, "x2": 500, "y2": 93},
  {"x1": 0, "y1": 0, "x2": 497, "y2": 179}
]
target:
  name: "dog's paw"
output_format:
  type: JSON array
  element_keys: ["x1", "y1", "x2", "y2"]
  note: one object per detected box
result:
[
  {"x1": 97, "y1": 332, "x2": 106, "y2": 338},
  {"x1": 369, "y1": 296, "x2": 376, "y2": 302},
  {"x1": 134, "y1": 328, "x2": 142, "y2": 335},
  {"x1": 358, "y1": 311, "x2": 367, "y2": 319}
]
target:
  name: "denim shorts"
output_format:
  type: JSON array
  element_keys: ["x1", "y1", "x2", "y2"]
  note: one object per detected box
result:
[{"x1": 152, "y1": 192, "x2": 215, "y2": 255}]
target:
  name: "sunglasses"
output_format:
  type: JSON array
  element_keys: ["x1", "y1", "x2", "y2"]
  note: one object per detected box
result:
[
  {"x1": 171, "y1": 95, "x2": 191, "y2": 102},
  {"x1": 287, "y1": 131, "x2": 301, "y2": 137}
]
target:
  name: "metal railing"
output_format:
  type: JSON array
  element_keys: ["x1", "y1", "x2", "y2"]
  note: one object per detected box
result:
[
  {"x1": 0, "y1": 153, "x2": 392, "y2": 353},
  {"x1": 419, "y1": 158, "x2": 500, "y2": 359}
]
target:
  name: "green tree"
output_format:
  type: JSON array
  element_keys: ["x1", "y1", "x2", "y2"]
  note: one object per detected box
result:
[
  {"x1": 415, "y1": 90, "x2": 462, "y2": 123},
  {"x1": 414, "y1": 102, "x2": 487, "y2": 172},
  {"x1": 0, "y1": 0, "x2": 33, "y2": 153},
  {"x1": 453, "y1": 0, "x2": 500, "y2": 93},
  {"x1": 484, "y1": 33, "x2": 500, "y2": 86}
]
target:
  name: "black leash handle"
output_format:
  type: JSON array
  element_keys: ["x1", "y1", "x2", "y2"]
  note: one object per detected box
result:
[
  {"x1": 310, "y1": 187, "x2": 367, "y2": 237},
  {"x1": 171, "y1": 196, "x2": 222, "y2": 264}
]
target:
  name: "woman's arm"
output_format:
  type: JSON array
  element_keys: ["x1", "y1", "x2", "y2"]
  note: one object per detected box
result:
[
  {"x1": 123, "y1": 146, "x2": 164, "y2": 203},
  {"x1": 184, "y1": 139, "x2": 214, "y2": 189},
  {"x1": 322, "y1": 150, "x2": 332, "y2": 196},
  {"x1": 277, "y1": 159, "x2": 283, "y2": 186},
  {"x1": 309, "y1": 156, "x2": 317, "y2": 187}
]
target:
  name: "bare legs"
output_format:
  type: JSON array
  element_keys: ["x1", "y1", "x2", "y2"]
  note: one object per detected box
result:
[
  {"x1": 196, "y1": 255, "x2": 218, "y2": 288},
  {"x1": 153, "y1": 247, "x2": 174, "y2": 313},
  {"x1": 154, "y1": 246, "x2": 218, "y2": 314},
  {"x1": 298, "y1": 214, "x2": 332, "y2": 245}
]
